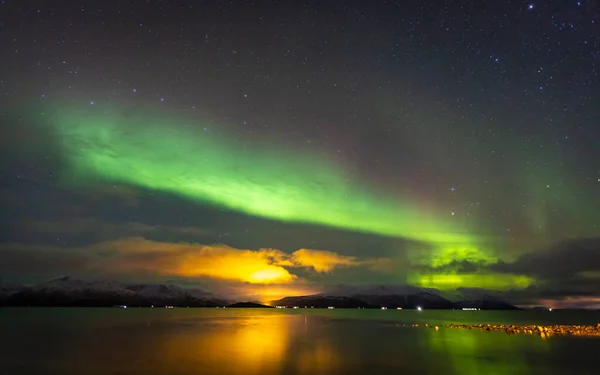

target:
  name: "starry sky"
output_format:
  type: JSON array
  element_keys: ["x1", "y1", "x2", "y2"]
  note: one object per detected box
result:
[{"x1": 1, "y1": 0, "x2": 599, "y2": 307}]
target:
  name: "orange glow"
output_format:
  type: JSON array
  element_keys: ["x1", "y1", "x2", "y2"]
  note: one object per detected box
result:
[
  {"x1": 291, "y1": 249, "x2": 357, "y2": 272},
  {"x1": 248, "y1": 269, "x2": 292, "y2": 283},
  {"x1": 89, "y1": 237, "x2": 392, "y2": 286},
  {"x1": 92, "y1": 237, "x2": 296, "y2": 284},
  {"x1": 228, "y1": 283, "x2": 321, "y2": 304}
]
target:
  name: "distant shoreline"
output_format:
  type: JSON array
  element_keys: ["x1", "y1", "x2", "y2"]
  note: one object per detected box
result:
[{"x1": 3, "y1": 305, "x2": 595, "y2": 311}]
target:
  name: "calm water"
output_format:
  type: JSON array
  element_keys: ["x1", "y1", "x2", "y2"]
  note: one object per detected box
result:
[{"x1": 1, "y1": 308, "x2": 600, "y2": 375}]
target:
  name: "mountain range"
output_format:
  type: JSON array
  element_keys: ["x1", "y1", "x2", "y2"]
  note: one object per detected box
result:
[
  {"x1": 0, "y1": 277, "x2": 519, "y2": 309},
  {"x1": 272, "y1": 284, "x2": 520, "y2": 310},
  {"x1": 0, "y1": 277, "x2": 229, "y2": 307}
]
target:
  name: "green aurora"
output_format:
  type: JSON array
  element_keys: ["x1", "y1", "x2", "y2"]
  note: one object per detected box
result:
[
  {"x1": 40, "y1": 104, "x2": 534, "y2": 290},
  {"x1": 407, "y1": 245, "x2": 533, "y2": 289},
  {"x1": 47, "y1": 105, "x2": 475, "y2": 244}
]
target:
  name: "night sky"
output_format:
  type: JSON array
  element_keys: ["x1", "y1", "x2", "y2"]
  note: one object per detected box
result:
[{"x1": 1, "y1": 1, "x2": 599, "y2": 307}]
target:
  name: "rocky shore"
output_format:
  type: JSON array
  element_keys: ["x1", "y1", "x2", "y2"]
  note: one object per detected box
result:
[
  {"x1": 443, "y1": 323, "x2": 600, "y2": 338},
  {"x1": 392, "y1": 323, "x2": 600, "y2": 338}
]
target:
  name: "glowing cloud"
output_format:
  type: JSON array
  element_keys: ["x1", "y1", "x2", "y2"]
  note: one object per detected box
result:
[
  {"x1": 92, "y1": 237, "x2": 296, "y2": 284},
  {"x1": 291, "y1": 249, "x2": 358, "y2": 272},
  {"x1": 290, "y1": 249, "x2": 394, "y2": 273},
  {"x1": 85, "y1": 237, "x2": 390, "y2": 284},
  {"x1": 45, "y1": 105, "x2": 475, "y2": 244}
]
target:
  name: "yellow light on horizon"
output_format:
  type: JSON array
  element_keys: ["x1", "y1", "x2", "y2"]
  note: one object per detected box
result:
[{"x1": 248, "y1": 269, "x2": 292, "y2": 283}]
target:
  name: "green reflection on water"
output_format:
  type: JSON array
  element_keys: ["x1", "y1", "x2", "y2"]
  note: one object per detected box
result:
[{"x1": 426, "y1": 328, "x2": 549, "y2": 375}]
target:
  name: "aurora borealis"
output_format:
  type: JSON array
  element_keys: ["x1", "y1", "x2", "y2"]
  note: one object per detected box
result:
[
  {"x1": 1, "y1": 0, "x2": 599, "y2": 308},
  {"x1": 48, "y1": 105, "x2": 472, "y2": 244}
]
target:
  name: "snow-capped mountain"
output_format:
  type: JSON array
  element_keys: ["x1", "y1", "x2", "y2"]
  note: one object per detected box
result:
[
  {"x1": 272, "y1": 294, "x2": 375, "y2": 308},
  {"x1": 321, "y1": 284, "x2": 456, "y2": 309},
  {"x1": 352, "y1": 292, "x2": 455, "y2": 309},
  {"x1": 449, "y1": 287, "x2": 520, "y2": 310},
  {"x1": 1, "y1": 277, "x2": 228, "y2": 307},
  {"x1": 440, "y1": 287, "x2": 502, "y2": 301},
  {"x1": 126, "y1": 283, "x2": 211, "y2": 299},
  {"x1": 32, "y1": 276, "x2": 135, "y2": 296},
  {"x1": 273, "y1": 284, "x2": 518, "y2": 309},
  {"x1": 124, "y1": 283, "x2": 227, "y2": 306},
  {"x1": 324, "y1": 284, "x2": 437, "y2": 297},
  {"x1": 0, "y1": 279, "x2": 24, "y2": 298}
]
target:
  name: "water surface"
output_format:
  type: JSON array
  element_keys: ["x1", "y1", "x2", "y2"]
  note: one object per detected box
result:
[{"x1": 1, "y1": 308, "x2": 599, "y2": 375}]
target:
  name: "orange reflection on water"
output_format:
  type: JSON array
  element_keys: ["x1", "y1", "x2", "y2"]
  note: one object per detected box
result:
[
  {"x1": 296, "y1": 339, "x2": 342, "y2": 374},
  {"x1": 157, "y1": 312, "x2": 343, "y2": 374}
]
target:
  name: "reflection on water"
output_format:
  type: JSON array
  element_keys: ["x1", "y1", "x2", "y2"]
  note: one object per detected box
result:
[
  {"x1": 428, "y1": 327, "x2": 549, "y2": 374},
  {"x1": 1, "y1": 308, "x2": 599, "y2": 375},
  {"x1": 159, "y1": 314, "x2": 292, "y2": 375},
  {"x1": 153, "y1": 313, "x2": 346, "y2": 375}
]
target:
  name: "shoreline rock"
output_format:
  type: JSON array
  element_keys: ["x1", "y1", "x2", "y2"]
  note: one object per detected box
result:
[{"x1": 443, "y1": 323, "x2": 600, "y2": 338}]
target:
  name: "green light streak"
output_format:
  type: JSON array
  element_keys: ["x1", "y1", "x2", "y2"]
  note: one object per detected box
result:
[
  {"x1": 410, "y1": 273, "x2": 534, "y2": 290},
  {"x1": 47, "y1": 105, "x2": 475, "y2": 244},
  {"x1": 407, "y1": 245, "x2": 533, "y2": 290}
]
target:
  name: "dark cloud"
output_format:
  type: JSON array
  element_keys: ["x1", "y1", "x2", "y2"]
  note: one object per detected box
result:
[
  {"x1": 476, "y1": 238, "x2": 600, "y2": 307},
  {"x1": 414, "y1": 259, "x2": 488, "y2": 274},
  {"x1": 491, "y1": 237, "x2": 600, "y2": 279},
  {"x1": 26, "y1": 218, "x2": 210, "y2": 241},
  {"x1": 499, "y1": 281, "x2": 600, "y2": 309},
  {"x1": 0, "y1": 243, "x2": 94, "y2": 282}
]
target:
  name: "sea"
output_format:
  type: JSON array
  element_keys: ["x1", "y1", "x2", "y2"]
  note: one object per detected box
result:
[{"x1": 1, "y1": 308, "x2": 599, "y2": 375}]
